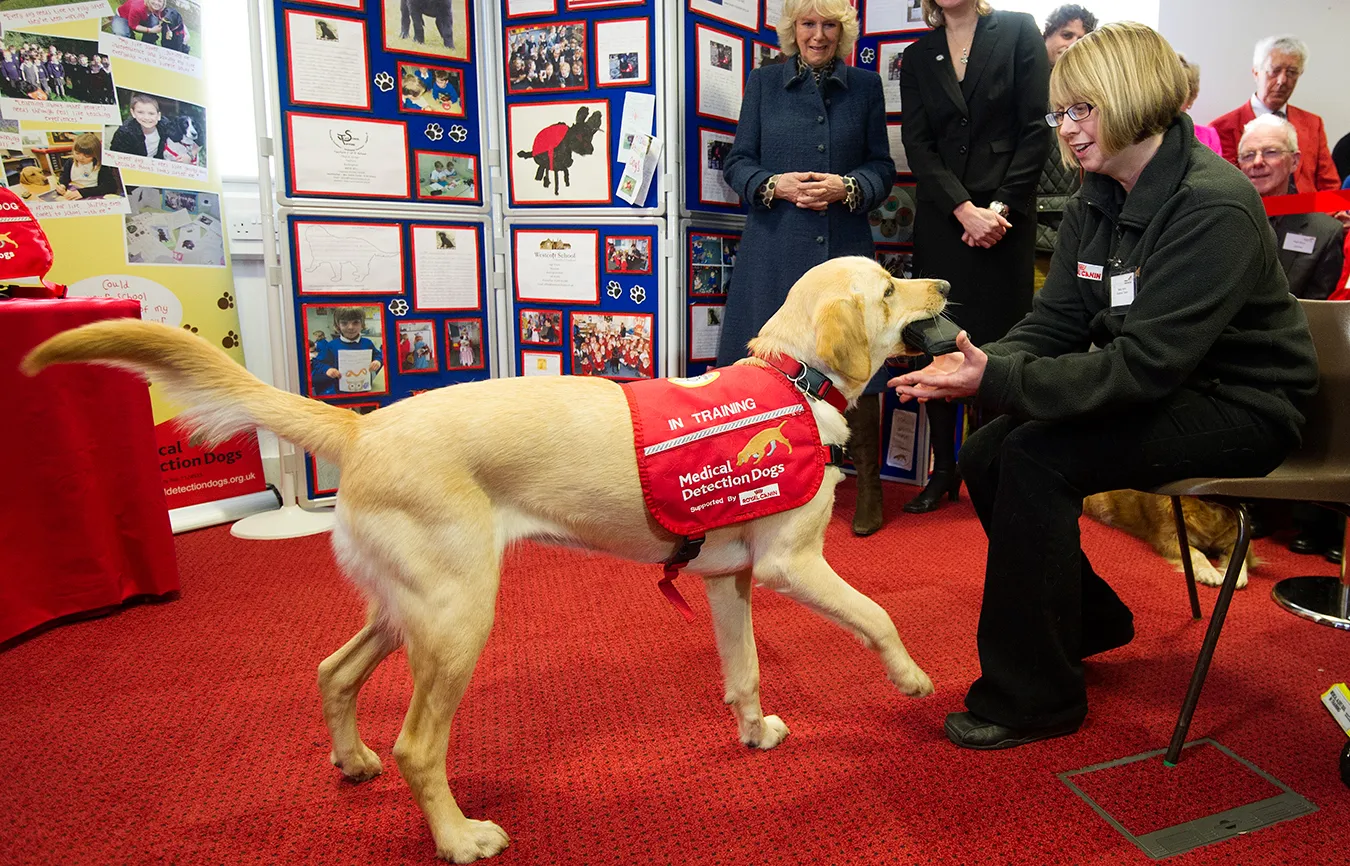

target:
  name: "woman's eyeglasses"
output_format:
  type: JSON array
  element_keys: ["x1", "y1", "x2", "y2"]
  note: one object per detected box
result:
[{"x1": 1045, "y1": 102, "x2": 1094, "y2": 127}]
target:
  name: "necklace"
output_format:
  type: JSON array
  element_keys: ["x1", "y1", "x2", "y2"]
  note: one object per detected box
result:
[{"x1": 960, "y1": 47, "x2": 969, "y2": 64}]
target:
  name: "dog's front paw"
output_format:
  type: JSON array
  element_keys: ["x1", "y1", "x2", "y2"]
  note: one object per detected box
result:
[
  {"x1": 890, "y1": 665, "x2": 934, "y2": 698},
  {"x1": 437, "y1": 819, "x2": 510, "y2": 863},
  {"x1": 742, "y1": 714, "x2": 790, "y2": 750},
  {"x1": 330, "y1": 742, "x2": 383, "y2": 782}
]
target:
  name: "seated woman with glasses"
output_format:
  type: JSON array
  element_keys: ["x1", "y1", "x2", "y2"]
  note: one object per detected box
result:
[{"x1": 888, "y1": 22, "x2": 1318, "y2": 751}]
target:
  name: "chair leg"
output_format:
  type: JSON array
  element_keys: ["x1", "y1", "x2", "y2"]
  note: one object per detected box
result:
[
  {"x1": 1172, "y1": 495, "x2": 1202, "y2": 620},
  {"x1": 1165, "y1": 501, "x2": 1253, "y2": 765}
]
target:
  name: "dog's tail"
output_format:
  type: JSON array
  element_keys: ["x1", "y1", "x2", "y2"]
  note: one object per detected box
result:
[{"x1": 22, "y1": 319, "x2": 359, "y2": 464}]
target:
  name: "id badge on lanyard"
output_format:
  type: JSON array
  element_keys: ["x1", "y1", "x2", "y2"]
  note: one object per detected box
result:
[{"x1": 1109, "y1": 262, "x2": 1137, "y2": 311}]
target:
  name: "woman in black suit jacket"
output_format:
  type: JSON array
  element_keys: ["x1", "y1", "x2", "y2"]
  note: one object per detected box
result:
[{"x1": 899, "y1": 0, "x2": 1050, "y2": 513}]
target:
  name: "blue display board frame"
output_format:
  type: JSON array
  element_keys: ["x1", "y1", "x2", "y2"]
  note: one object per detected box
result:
[
  {"x1": 269, "y1": 0, "x2": 489, "y2": 209},
  {"x1": 280, "y1": 210, "x2": 494, "y2": 501},
  {"x1": 505, "y1": 219, "x2": 663, "y2": 378},
  {"x1": 498, "y1": 0, "x2": 664, "y2": 212}
]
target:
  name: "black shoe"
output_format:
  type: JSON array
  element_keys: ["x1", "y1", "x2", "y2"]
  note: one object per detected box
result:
[
  {"x1": 903, "y1": 468, "x2": 960, "y2": 514},
  {"x1": 1289, "y1": 532, "x2": 1328, "y2": 556},
  {"x1": 944, "y1": 711, "x2": 1082, "y2": 750}
]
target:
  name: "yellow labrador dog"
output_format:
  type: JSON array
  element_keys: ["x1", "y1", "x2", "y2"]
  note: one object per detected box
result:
[{"x1": 24, "y1": 256, "x2": 946, "y2": 863}]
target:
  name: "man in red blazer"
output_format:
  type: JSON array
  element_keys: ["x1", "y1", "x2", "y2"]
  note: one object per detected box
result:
[{"x1": 1211, "y1": 35, "x2": 1339, "y2": 192}]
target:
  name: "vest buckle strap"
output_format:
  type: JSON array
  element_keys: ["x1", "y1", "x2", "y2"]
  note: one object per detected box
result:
[{"x1": 659, "y1": 536, "x2": 705, "y2": 622}]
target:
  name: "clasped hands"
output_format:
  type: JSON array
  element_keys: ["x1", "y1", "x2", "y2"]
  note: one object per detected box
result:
[
  {"x1": 774, "y1": 172, "x2": 847, "y2": 210},
  {"x1": 954, "y1": 201, "x2": 1011, "y2": 248},
  {"x1": 887, "y1": 330, "x2": 987, "y2": 402}
]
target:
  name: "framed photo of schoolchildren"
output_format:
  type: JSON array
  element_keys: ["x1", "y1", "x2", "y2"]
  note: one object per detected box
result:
[
  {"x1": 688, "y1": 231, "x2": 737, "y2": 298},
  {"x1": 283, "y1": 10, "x2": 370, "y2": 111},
  {"x1": 751, "y1": 40, "x2": 783, "y2": 70},
  {"x1": 414, "y1": 150, "x2": 477, "y2": 201},
  {"x1": 382, "y1": 0, "x2": 471, "y2": 63},
  {"x1": 507, "y1": 100, "x2": 610, "y2": 206},
  {"x1": 410, "y1": 223, "x2": 483, "y2": 310},
  {"x1": 520, "y1": 349, "x2": 562, "y2": 376},
  {"x1": 445, "y1": 318, "x2": 486, "y2": 370},
  {"x1": 0, "y1": 30, "x2": 120, "y2": 126},
  {"x1": 302, "y1": 303, "x2": 390, "y2": 399},
  {"x1": 689, "y1": 0, "x2": 758, "y2": 32},
  {"x1": 293, "y1": 220, "x2": 405, "y2": 295},
  {"x1": 877, "y1": 41, "x2": 914, "y2": 115},
  {"x1": 396, "y1": 319, "x2": 440, "y2": 374},
  {"x1": 688, "y1": 303, "x2": 724, "y2": 363},
  {"x1": 569, "y1": 312, "x2": 654, "y2": 380},
  {"x1": 594, "y1": 18, "x2": 648, "y2": 88},
  {"x1": 505, "y1": 21, "x2": 588, "y2": 94},
  {"x1": 697, "y1": 128, "x2": 738, "y2": 206},
  {"x1": 518, "y1": 308, "x2": 563, "y2": 346},
  {"x1": 505, "y1": 0, "x2": 557, "y2": 19},
  {"x1": 397, "y1": 62, "x2": 465, "y2": 116},
  {"x1": 605, "y1": 235, "x2": 650, "y2": 275},
  {"x1": 310, "y1": 401, "x2": 378, "y2": 496},
  {"x1": 102, "y1": 87, "x2": 208, "y2": 182}
]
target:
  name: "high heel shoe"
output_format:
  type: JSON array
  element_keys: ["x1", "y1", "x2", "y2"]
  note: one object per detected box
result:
[{"x1": 902, "y1": 468, "x2": 961, "y2": 514}]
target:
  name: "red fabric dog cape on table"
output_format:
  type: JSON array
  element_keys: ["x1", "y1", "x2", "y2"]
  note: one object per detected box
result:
[{"x1": 622, "y1": 362, "x2": 836, "y2": 618}]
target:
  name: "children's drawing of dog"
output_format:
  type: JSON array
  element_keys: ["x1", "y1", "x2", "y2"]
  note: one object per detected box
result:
[{"x1": 517, "y1": 106, "x2": 604, "y2": 196}]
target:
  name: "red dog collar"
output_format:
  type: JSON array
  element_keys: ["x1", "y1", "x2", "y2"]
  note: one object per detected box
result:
[{"x1": 754, "y1": 354, "x2": 849, "y2": 413}]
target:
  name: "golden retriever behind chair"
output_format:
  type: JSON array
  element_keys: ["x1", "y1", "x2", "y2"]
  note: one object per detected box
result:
[
  {"x1": 22, "y1": 257, "x2": 948, "y2": 864},
  {"x1": 1084, "y1": 490, "x2": 1254, "y2": 589}
]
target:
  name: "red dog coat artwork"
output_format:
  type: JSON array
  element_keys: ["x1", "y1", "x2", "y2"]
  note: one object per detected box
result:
[{"x1": 622, "y1": 364, "x2": 833, "y2": 538}]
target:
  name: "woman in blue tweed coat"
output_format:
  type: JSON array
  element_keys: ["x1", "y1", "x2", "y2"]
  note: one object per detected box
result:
[{"x1": 715, "y1": 0, "x2": 896, "y2": 535}]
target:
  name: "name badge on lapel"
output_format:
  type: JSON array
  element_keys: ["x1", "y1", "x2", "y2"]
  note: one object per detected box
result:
[
  {"x1": 1077, "y1": 262, "x2": 1104, "y2": 280},
  {"x1": 1109, "y1": 267, "x2": 1137, "y2": 309},
  {"x1": 1283, "y1": 232, "x2": 1316, "y2": 254}
]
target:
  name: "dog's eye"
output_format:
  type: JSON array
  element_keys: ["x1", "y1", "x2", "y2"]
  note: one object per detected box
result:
[{"x1": 884, "y1": 285, "x2": 894, "y2": 298}]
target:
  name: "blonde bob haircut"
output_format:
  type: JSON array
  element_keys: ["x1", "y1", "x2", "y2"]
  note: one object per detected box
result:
[
  {"x1": 777, "y1": 0, "x2": 859, "y2": 62},
  {"x1": 1049, "y1": 22, "x2": 1188, "y2": 168},
  {"x1": 921, "y1": 0, "x2": 993, "y2": 29}
]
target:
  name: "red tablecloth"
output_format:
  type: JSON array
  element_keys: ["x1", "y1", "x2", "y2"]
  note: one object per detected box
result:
[{"x1": 0, "y1": 297, "x2": 178, "y2": 645}]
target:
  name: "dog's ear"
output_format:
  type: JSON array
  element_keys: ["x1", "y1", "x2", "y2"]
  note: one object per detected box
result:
[{"x1": 813, "y1": 296, "x2": 872, "y2": 384}]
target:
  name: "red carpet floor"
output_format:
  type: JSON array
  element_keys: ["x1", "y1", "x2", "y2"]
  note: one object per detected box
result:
[{"x1": 2, "y1": 481, "x2": 1347, "y2": 865}]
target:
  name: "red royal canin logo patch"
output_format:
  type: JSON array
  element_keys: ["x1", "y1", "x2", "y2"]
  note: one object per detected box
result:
[{"x1": 622, "y1": 364, "x2": 831, "y2": 538}]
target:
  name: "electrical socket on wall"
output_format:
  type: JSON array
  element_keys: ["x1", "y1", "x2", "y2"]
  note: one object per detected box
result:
[{"x1": 227, "y1": 214, "x2": 263, "y2": 242}]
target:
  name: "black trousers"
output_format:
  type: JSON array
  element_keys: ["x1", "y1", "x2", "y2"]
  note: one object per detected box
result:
[{"x1": 956, "y1": 389, "x2": 1292, "y2": 729}]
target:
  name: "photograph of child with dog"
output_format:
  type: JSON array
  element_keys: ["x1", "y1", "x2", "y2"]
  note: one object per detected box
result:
[
  {"x1": 0, "y1": 31, "x2": 118, "y2": 125},
  {"x1": 3, "y1": 128, "x2": 128, "y2": 217},
  {"x1": 569, "y1": 312, "x2": 653, "y2": 380},
  {"x1": 103, "y1": 87, "x2": 207, "y2": 179},
  {"x1": 383, "y1": 0, "x2": 468, "y2": 63},
  {"x1": 102, "y1": 0, "x2": 199, "y2": 57}
]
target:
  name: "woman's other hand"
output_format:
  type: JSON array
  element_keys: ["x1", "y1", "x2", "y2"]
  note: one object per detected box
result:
[
  {"x1": 773, "y1": 171, "x2": 819, "y2": 207},
  {"x1": 954, "y1": 201, "x2": 1010, "y2": 248},
  {"x1": 795, "y1": 173, "x2": 847, "y2": 210},
  {"x1": 887, "y1": 331, "x2": 986, "y2": 402}
]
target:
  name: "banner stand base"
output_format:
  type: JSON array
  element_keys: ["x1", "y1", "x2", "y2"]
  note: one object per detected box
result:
[
  {"x1": 170, "y1": 489, "x2": 282, "y2": 535},
  {"x1": 230, "y1": 502, "x2": 336, "y2": 540}
]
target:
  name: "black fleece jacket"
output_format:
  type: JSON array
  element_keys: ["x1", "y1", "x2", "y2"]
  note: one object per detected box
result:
[{"x1": 978, "y1": 114, "x2": 1318, "y2": 445}]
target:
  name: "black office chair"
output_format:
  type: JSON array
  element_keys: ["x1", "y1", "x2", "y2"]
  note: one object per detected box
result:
[{"x1": 1149, "y1": 299, "x2": 1350, "y2": 765}]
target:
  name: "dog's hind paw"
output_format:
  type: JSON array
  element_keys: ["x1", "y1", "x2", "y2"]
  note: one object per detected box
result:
[
  {"x1": 331, "y1": 742, "x2": 383, "y2": 782},
  {"x1": 742, "y1": 714, "x2": 790, "y2": 750},
  {"x1": 437, "y1": 819, "x2": 509, "y2": 863}
]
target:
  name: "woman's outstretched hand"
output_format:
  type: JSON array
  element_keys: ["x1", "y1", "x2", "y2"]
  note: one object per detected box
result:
[{"x1": 887, "y1": 330, "x2": 987, "y2": 402}]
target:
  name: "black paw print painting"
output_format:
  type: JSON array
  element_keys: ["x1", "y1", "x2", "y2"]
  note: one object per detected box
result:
[
  {"x1": 182, "y1": 324, "x2": 199, "y2": 334},
  {"x1": 218, "y1": 292, "x2": 235, "y2": 310},
  {"x1": 221, "y1": 330, "x2": 240, "y2": 349}
]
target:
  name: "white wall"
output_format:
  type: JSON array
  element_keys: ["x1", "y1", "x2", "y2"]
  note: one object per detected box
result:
[{"x1": 1159, "y1": 0, "x2": 1350, "y2": 144}]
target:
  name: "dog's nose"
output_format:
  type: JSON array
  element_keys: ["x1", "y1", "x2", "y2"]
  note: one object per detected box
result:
[{"x1": 934, "y1": 280, "x2": 951, "y2": 298}]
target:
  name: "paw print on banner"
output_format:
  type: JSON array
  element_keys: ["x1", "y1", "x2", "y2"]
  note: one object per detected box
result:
[
  {"x1": 449, "y1": 125, "x2": 468, "y2": 143},
  {"x1": 374, "y1": 72, "x2": 395, "y2": 93},
  {"x1": 860, "y1": 47, "x2": 875, "y2": 65},
  {"x1": 606, "y1": 280, "x2": 622, "y2": 299},
  {"x1": 388, "y1": 298, "x2": 409, "y2": 317},
  {"x1": 217, "y1": 291, "x2": 234, "y2": 310},
  {"x1": 181, "y1": 324, "x2": 198, "y2": 334},
  {"x1": 221, "y1": 330, "x2": 239, "y2": 349},
  {"x1": 425, "y1": 123, "x2": 444, "y2": 142},
  {"x1": 629, "y1": 285, "x2": 646, "y2": 305}
]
